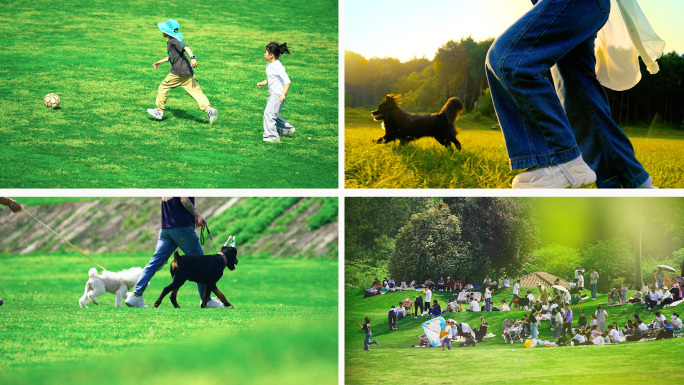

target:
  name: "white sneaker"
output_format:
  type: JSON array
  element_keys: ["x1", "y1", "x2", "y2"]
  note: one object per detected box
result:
[
  {"x1": 125, "y1": 294, "x2": 148, "y2": 308},
  {"x1": 512, "y1": 160, "x2": 596, "y2": 188},
  {"x1": 203, "y1": 297, "x2": 225, "y2": 308},
  {"x1": 208, "y1": 108, "x2": 218, "y2": 124},
  {"x1": 147, "y1": 108, "x2": 163, "y2": 120},
  {"x1": 282, "y1": 127, "x2": 295, "y2": 136}
]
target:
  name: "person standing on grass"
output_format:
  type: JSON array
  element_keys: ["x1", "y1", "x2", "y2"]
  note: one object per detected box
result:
[
  {"x1": 589, "y1": 268, "x2": 599, "y2": 300},
  {"x1": 147, "y1": 19, "x2": 218, "y2": 124},
  {"x1": 388, "y1": 305, "x2": 397, "y2": 331},
  {"x1": 414, "y1": 294, "x2": 424, "y2": 318},
  {"x1": 125, "y1": 197, "x2": 223, "y2": 309},
  {"x1": 595, "y1": 305, "x2": 608, "y2": 333},
  {"x1": 510, "y1": 279, "x2": 521, "y2": 308},
  {"x1": 656, "y1": 268, "x2": 666, "y2": 289},
  {"x1": 442, "y1": 321, "x2": 453, "y2": 351},
  {"x1": 0, "y1": 197, "x2": 21, "y2": 213},
  {"x1": 362, "y1": 317, "x2": 379, "y2": 351},
  {"x1": 562, "y1": 306, "x2": 573, "y2": 339},
  {"x1": 257, "y1": 42, "x2": 295, "y2": 143},
  {"x1": 484, "y1": 285, "x2": 494, "y2": 311}
]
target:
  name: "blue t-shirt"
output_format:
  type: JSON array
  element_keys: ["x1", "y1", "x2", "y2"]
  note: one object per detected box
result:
[{"x1": 161, "y1": 197, "x2": 195, "y2": 228}]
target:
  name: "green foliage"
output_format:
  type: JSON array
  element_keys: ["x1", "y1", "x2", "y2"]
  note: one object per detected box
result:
[
  {"x1": 581, "y1": 238, "x2": 635, "y2": 292},
  {"x1": 345, "y1": 259, "x2": 389, "y2": 289},
  {"x1": 0, "y1": 254, "x2": 337, "y2": 384},
  {"x1": 0, "y1": 0, "x2": 338, "y2": 188},
  {"x1": 389, "y1": 205, "x2": 464, "y2": 282},
  {"x1": 307, "y1": 197, "x2": 339, "y2": 230},
  {"x1": 526, "y1": 244, "x2": 582, "y2": 280},
  {"x1": 472, "y1": 88, "x2": 496, "y2": 119}
]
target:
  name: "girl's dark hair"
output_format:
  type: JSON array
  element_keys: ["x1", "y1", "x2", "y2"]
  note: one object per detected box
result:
[
  {"x1": 266, "y1": 42, "x2": 291, "y2": 59},
  {"x1": 365, "y1": 316, "x2": 370, "y2": 324}
]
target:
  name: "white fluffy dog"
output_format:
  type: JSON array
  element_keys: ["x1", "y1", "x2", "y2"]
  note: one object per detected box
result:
[{"x1": 79, "y1": 267, "x2": 143, "y2": 308}]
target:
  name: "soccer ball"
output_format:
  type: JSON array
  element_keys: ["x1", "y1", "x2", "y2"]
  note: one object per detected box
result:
[{"x1": 44, "y1": 93, "x2": 60, "y2": 109}]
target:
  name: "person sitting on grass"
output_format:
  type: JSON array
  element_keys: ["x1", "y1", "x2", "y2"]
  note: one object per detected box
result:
[
  {"x1": 468, "y1": 295, "x2": 480, "y2": 312},
  {"x1": 388, "y1": 278, "x2": 396, "y2": 291},
  {"x1": 672, "y1": 283, "x2": 683, "y2": 301},
  {"x1": 589, "y1": 326, "x2": 605, "y2": 345},
  {"x1": 625, "y1": 320, "x2": 645, "y2": 342},
  {"x1": 629, "y1": 289, "x2": 643, "y2": 303},
  {"x1": 607, "y1": 324, "x2": 620, "y2": 343},
  {"x1": 502, "y1": 276, "x2": 510, "y2": 288},
  {"x1": 397, "y1": 302, "x2": 406, "y2": 320},
  {"x1": 526, "y1": 291, "x2": 535, "y2": 308},
  {"x1": 500, "y1": 299, "x2": 511, "y2": 311},
  {"x1": 446, "y1": 277, "x2": 453, "y2": 292},
  {"x1": 474, "y1": 318, "x2": 490, "y2": 342},
  {"x1": 659, "y1": 286, "x2": 674, "y2": 306},
  {"x1": 431, "y1": 300, "x2": 442, "y2": 317},
  {"x1": 670, "y1": 313, "x2": 683, "y2": 332},
  {"x1": 607, "y1": 288, "x2": 620, "y2": 305},
  {"x1": 645, "y1": 286, "x2": 662, "y2": 310},
  {"x1": 622, "y1": 320, "x2": 635, "y2": 336},
  {"x1": 457, "y1": 322, "x2": 476, "y2": 340},
  {"x1": 438, "y1": 277, "x2": 445, "y2": 291},
  {"x1": 652, "y1": 312, "x2": 666, "y2": 327},
  {"x1": 409, "y1": 279, "x2": 417, "y2": 288},
  {"x1": 656, "y1": 320, "x2": 675, "y2": 340}
]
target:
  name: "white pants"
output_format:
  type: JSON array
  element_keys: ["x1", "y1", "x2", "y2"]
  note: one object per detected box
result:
[{"x1": 263, "y1": 92, "x2": 294, "y2": 141}]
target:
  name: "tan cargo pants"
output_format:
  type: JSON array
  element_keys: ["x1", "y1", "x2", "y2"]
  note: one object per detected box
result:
[{"x1": 155, "y1": 73, "x2": 211, "y2": 113}]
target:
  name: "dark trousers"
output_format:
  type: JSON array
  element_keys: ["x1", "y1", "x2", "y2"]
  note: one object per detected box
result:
[
  {"x1": 388, "y1": 313, "x2": 397, "y2": 330},
  {"x1": 656, "y1": 330, "x2": 674, "y2": 340},
  {"x1": 562, "y1": 322, "x2": 573, "y2": 338},
  {"x1": 414, "y1": 302, "x2": 423, "y2": 316}
]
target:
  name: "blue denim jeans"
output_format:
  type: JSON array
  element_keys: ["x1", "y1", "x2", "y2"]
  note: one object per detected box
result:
[
  {"x1": 591, "y1": 283, "x2": 598, "y2": 299},
  {"x1": 133, "y1": 226, "x2": 206, "y2": 298},
  {"x1": 485, "y1": 0, "x2": 649, "y2": 187},
  {"x1": 363, "y1": 332, "x2": 378, "y2": 351}
]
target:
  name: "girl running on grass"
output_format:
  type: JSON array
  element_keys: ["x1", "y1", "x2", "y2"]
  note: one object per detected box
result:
[{"x1": 257, "y1": 42, "x2": 295, "y2": 142}]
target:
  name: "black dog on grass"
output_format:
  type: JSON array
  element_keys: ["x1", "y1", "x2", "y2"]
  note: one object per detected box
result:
[
  {"x1": 371, "y1": 94, "x2": 464, "y2": 150},
  {"x1": 154, "y1": 236, "x2": 238, "y2": 308}
]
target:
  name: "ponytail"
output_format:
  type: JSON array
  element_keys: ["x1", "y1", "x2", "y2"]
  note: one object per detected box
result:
[{"x1": 266, "y1": 41, "x2": 292, "y2": 59}]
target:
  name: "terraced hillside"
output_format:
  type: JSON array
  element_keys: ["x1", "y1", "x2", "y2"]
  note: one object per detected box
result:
[{"x1": 0, "y1": 197, "x2": 338, "y2": 259}]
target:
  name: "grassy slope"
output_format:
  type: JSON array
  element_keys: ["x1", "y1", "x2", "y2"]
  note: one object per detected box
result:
[
  {"x1": 345, "y1": 287, "x2": 684, "y2": 385},
  {"x1": 0, "y1": 254, "x2": 337, "y2": 384},
  {"x1": 345, "y1": 108, "x2": 684, "y2": 188},
  {"x1": 0, "y1": 0, "x2": 338, "y2": 188}
]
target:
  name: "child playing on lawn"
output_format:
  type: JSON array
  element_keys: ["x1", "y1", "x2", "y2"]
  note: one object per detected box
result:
[
  {"x1": 361, "y1": 316, "x2": 379, "y2": 351},
  {"x1": 147, "y1": 19, "x2": 218, "y2": 124},
  {"x1": 257, "y1": 42, "x2": 295, "y2": 142}
]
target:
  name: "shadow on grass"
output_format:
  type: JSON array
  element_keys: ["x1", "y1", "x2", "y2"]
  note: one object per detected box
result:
[{"x1": 166, "y1": 108, "x2": 207, "y2": 124}]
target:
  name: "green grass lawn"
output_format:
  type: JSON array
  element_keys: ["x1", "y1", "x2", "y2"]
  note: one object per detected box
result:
[
  {"x1": 0, "y1": 0, "x2": 338, "y2": 188},
  {"x1": 0, "y1": 253, "x2": 338, "y2": 384},
  {"x1": 345, "y1": 287, "x2": 684, "y2": 385},
  {"x1": 345, "y1": 107, "x2": 684, "y2": 188}
]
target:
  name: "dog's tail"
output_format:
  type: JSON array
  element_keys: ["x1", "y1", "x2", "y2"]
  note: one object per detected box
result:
[
  {"x1": 170, "y1": 251, "x2": 179, "y2": 277},
  {"x1": 88, "y1": 267, "x2": 98, "y2": 277}
]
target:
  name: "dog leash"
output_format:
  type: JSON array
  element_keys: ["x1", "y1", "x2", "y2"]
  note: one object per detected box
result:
[
  {"x1": 200, "y1": 224, "x2": 219, "y2": 255},
  {"x1": 22, "y1": 207, "x2": 107, "y2": 271}
]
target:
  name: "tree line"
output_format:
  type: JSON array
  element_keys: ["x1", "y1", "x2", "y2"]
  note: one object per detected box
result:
[{"x1": 346, "y1": 37, "x2": 684, "y2": 125}]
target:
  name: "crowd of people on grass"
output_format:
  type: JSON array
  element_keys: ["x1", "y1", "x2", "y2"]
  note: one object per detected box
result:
[{"x1": 362, "y1": 265, "x2": 684, "y2": 350}]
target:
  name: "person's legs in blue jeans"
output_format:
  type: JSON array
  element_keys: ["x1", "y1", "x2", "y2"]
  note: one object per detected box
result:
[
  {"x1": 169, "y1": 226, "x2": 207, "y2": 299},
  {"x1": 133, "y1": 228, "x2": 178, "y2": 296},
  {"x1": 486, "y1": 0, "x2": 643, "y2": 187},
  {"x1": 551, "y1": 39, "x2": 650, "y2": 187}
]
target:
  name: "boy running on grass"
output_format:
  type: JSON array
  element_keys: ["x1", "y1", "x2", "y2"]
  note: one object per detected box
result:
[{"x1": 147, "y1": 19, "x2": 218, "y2": 124}]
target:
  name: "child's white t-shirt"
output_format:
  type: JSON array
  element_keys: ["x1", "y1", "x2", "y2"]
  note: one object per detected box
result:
[{"x1": 266, "y1": 60, "x2": 291, "y2": 95}]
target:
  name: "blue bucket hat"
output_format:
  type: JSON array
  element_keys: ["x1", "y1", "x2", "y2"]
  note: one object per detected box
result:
[{"x1": 157, "y1": 19, "x2": 183, "y2": 42}]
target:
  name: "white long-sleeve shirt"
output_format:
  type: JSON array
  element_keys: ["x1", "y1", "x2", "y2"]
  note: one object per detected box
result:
[{"x1": 266, "y1": 60, "x2": 291, "y2": 95}]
